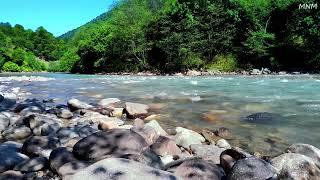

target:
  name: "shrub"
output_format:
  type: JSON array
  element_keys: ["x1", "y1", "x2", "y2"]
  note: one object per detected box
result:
[
  {"x1": 2, "y1": 61, "x2": 21, "y2": 72},
  {"x1": 48, "y1": 61, "x2": 61, "y2": 72},
  {"x1": 206, "y1": 54, "x2": 238, "y2": 72},
  {"x1": 22, "y1": 52, "x2": 48, "y2": 71},
  {"x1": 58, "y1": 49, "x2": 80, "y2": 72},
  {"x1": 182, "y1": 52, "x2": 204, "y2": 70},
  {"x1": 12, "y1": 48, "x2": 26, "y2": 66}
]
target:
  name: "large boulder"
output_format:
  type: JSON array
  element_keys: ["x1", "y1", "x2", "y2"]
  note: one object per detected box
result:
[
  {"x1": 98, "y1": 98, "x2": 121, "y2": 109},
  {"x1": 73, "y1": 129, "x2": 148, "y2": 161},
  {"x1": 0, "y1": 170, "x2": 24, "y2": 180},
  {"x1": 119, "y1": 148, "x2": 163, "y2": 169},
  {"x1": 58, "y1": 160, "x2": 91, "y2": 178},
  {"x1": 2, "y1": 126, "x2": 32, "y2": 140},
  {"x1": 14, "y1": 157, "x2": 48, "y2": 172},
  {"x1": 220, "y1": 148, "x2": 250, "y2": 173},
  {"x1": 190, "y1": 144, "x2": 226, "y2": 164},
  {"x1": 24, "y1": 114, "x2": 62, "y2": 136},
  {"x1": 131, "y1": 125, "x2": 159, "y2": 145},
  {"x1": 174, "y1": 159, "x2": 225, "y2": 180},
  {"x1": 124, "y1": 102, "x2": 150, "y2": 119},
  {"x1": 0, "y1": 141, "x2": 29, "y2": 173},
  {"x1": 22, "y1": 136, "x2": 61, "y2": 158},
  {"x1": 174, "y1": 127, "x2": 205, "y2": 149},
  {"x1": 244, "y1": 112, "x2": 283, "y2": 124},
  {"x1": 271, "y1": 153, "x2": 320, "y2": 180},
  {"x1": 287, "y1": 143, "x2": 320, "y2": 167},
  {"x1": 67, "y1": 98, "x2": 93, "y2": 111},
  {"x1": 228, "y1": 158, "x2": 277, "y2": 180},
  {"x1": 150, "y1": 136, "x2": 182, "y2": 156},
  {"x1": 66, "y1": 158, "x2": 182, "y2": 180}
]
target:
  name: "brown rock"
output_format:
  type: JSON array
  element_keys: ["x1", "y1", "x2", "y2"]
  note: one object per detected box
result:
[
  {"x1": 214, "y1": 127, "x2": 233, "y2": 140},
  {"x1": 124, "y1": 102, "x2": 149, "y2": 119},
  {"x1": 202, "y1": 129, "x2": 221, "y2": 144},
  {"x1": 151, "y1": 136, "x2": 182, "y2": 156}
]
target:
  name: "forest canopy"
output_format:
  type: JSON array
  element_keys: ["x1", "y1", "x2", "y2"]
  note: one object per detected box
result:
[{"x1": 1, "y1": 0, "x2": 319, "y2": 73}]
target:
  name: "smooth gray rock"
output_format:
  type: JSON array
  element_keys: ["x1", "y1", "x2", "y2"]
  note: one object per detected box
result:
[
  {"x1": 174, "y1": 159, "x2": 225, "y2": 180},
  {"x1": 14, "y1": 99, "x2": 45, "y2": 113},
  {"x1": 2, "y1": 126, "x2": 32, "y2": 140},
  {"x1": 22, "y1": 136, "x2": 61, "y2": 157},
  {"x1": 76, "y1": 124, "x2": 99, "y2": 138},
  {"x1": 67, "y1": 98, "x2": 93, "y2": 111},
  {"x1": 66, "y1": 158, "x2": 182, "y2": 180},
  {"x1": 174, "y1": 127, "x2": 205, "y2": 149},
  {"x1": 57, "y1": 109, "x2": 73, "y2": 119},
  {"x1": 190, "y1": 144, "x2": 226, "y2": 164},
  {"x1": 58, "y1": 160, "x2": 91, "y2": 178},
  {"x1": 228, "y1": 157, "x2": 277, "y2": 180},
  {"x1": 287, "y1": 143, "x2": 320, "y2": 167},
  {"x1": 14, "y1": 157, "x2": 48, "y2": 172},
  {"x1": 55, "y1": 127, "x2": 80, "y2": 144},
  {"x1": 124, "y1": 102, "x2": 149, "y2": 119},
  {"x1": 49, "y1": 147, "x2": 78, "y2": 173},
  {"x1": 119, "y1": 148, "x2": 163, "y2": 169},
  {"x1": 0, "y1": 142, "x2": 29, "y2": 173},
  {"x1": 24, "y1": 114, "x2": 62, "y2": 136},
  {"x1": 0, "y1": 170, "x2": 24, "y2": 180},
  {"x1": 73, "y1": 129, "x2": 148, "y2": 161},
  {"x1": 271, "y1": 153, "x2": 320, "y2": 180}
]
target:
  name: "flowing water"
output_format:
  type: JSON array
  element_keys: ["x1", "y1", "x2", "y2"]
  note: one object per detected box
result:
[{"x1": 1, "y1": 73, "x2": 320, "y2": 156}]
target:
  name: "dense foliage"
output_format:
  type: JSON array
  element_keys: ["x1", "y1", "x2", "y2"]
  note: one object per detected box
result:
[{"x1": 1, "y1": 0, "x2": 319, "y2": 73}]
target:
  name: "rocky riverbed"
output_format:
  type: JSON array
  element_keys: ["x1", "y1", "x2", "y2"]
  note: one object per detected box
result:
[{"x1": 0, "y1": 92, "x2": 320, "y2": 180}]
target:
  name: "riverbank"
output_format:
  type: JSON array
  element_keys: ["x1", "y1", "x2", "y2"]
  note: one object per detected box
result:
[{"x1": 0, "y1": 93, "x2": 319, "y2": 179}]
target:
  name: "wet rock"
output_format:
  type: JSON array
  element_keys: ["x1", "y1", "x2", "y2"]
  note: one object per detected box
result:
[
  {"x1": 56, "y1": 109, "x2": 73, "y2": 119},
  {"x1": 220, "y1": 148, "x2": 251, "y2": 173},
  {"x1": 49, "y1": 147, "x2": 78, "y2": 173},
  {"x1": 2, "y1": 126, "x2": 32, "y2": 140},
  {"x1": 67, "y1": 98, "x2": 93, "y2": 111},
  {"x1": 271, "y1": 153, "x2": 320, "y2": 180},
  {"x1": 131, "y1": 125, "x2": 159, "y2": 145},
  {"x1": 0, "y1": 141, "x2": 29, "y2": 173},
  {"x1": 174, "y1": 159, "x2": 225, "y2": 180},
  {"x1": 98, "y1": 98, "x2": 121, "y2": 109},
  {"x1": 244, "y1": 112, "x2": 282, "y2": 124},
  {"x1": 228, "y1": 157, "x2": 277, "y2": 180},
  {"x1": 216, "y1": 139, "x2": 231, "y2": 149},
  {"x1": 22, "y1": 136, "x2": 61, "y2": 158},
  {"x1": 287, "y1": 143, "x2": 320, "y2": 167},
  {"x1": 66, "y1": 158, "x2": 181, "y2": 180},
  {"x1": 124, "y1": 102, "x2": 150, "y2": 119},
  {"x1": 24, "y1": 114, "x2": 62, "y2": 136},
  {"x1": 190, "y1": 144, "x2": 226, "y2": 164},
  {"x1": 201, "y1": 129, "x2": 220, "y2": 144},
  {"x1": 55, "y1": 127, "x2": 79, "y2": 144},
  {"x1": 214, "y1": 127, "x2": 233, "y2": 140},
  {"x1": 73, "y1": 129, "x2": 148, "y2": 161},
  {"x1": 14, "y1": 157, "x2": 48, "y2": 172},
  {"x1": 174, "y1": 127, "x2": 205, "y2": 149},
  {"x1": 151, "y1": 136, "x2": 182, "y2": 156},
  {"x1": 0, "y1": 112, "x2": 11, "y2": 132},
  {"x1": 0, "y1": 170, "x2": 24, "y2": 180},
  {"x1": 14, "y1": 99, "x2": 45, "y2": 113},
  {"x1": 145, "y1": 120, "x2": 168, "y2": 136},
  {"x1": 201, "y1": 110, "x2": 226, "y2": 123}
]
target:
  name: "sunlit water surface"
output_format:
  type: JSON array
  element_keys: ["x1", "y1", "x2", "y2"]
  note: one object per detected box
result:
[{"x1": 1, "y1": 73, "x2": 320, "y2": 155}]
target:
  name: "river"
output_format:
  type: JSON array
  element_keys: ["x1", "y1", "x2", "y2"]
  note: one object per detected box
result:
[{"x1": 1, "y1": 72, "x2": 320, "y2": 156}]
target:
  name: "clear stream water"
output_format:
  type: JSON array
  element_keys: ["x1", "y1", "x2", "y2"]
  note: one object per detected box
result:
[{"x1": 1, "y1": 73, "x2": 320, "y2": 155}]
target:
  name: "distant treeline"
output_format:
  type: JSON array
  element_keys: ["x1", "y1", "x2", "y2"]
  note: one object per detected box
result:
[{"x1": 1, "y1": 0, "x2": 319, "y2": 73}]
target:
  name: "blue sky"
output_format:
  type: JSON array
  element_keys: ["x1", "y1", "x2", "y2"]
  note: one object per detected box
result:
[{"x1": 0, "y1": 0, "x2": 115, "y2": 36}]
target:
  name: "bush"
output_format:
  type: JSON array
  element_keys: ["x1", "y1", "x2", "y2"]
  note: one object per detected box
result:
[
  {"x1": 2, "y1": 61, "x2": 21, "y2": 72},
  {"x1": 12, "y1": 48, "x2": 27, "y2": 66},
  {"x1": 58, "y1": 49, "x2": 80, "y2": 72},
  {"x1": 22, "y1": 52, "x2": 48, "y2": 71},
  {"x1": 48, "y1": 61, "x2": 61, "y2": 72},
  {"x1": 206, "y1": 54, "x2": 238, "y2": 72},
  {"x1": 182, "y1": 51, "x2": 204, "y2": 70}
]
